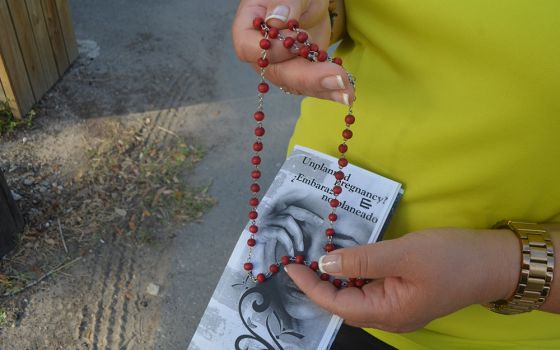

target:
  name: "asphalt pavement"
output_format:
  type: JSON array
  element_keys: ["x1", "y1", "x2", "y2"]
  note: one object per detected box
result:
[{"x1": 69, "y1": 1, "x2": 301, "y2": 348}]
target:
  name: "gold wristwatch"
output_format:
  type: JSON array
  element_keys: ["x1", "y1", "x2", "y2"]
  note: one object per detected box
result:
[{"x1": 486, "y1": 220, "x2": 555, "y2": 315}]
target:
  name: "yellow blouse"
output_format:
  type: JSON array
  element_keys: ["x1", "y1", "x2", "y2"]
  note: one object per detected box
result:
[{"x1": 288, "y1": 1, "x2": 560, "y2": 348}]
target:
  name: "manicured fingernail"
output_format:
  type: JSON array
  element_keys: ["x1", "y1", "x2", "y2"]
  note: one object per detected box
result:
[
  {"x1": 265, "y1": 5, "x2": 290, "y2": 22},
  {"x1": 332, "y1": 92, "x2": 350, "y2": 106},
  {"x1": 321, "y1": 75, "x2": 345, "y2": 90},
  {"x1": 319, "y1": 254, "x2": 341, "y2": 274},
  {"x1": 284, "y1": 265, "x2": 289, "y2": 273}
]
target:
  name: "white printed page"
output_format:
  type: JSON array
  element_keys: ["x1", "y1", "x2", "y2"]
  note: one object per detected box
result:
[{"x1": 189, "y1": 146, "x2": 402, "y2": 350}]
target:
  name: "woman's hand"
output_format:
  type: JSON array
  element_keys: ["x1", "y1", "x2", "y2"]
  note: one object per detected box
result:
[
  {"x1": 232, "y1": 0, "x2": 354, "y2": 105},
  {"x1": 250, "y1": 187, "x2": 324, "y2": 273},
  {"x1": 284, "y1": 228, "x2": 521, "y2": 332}
]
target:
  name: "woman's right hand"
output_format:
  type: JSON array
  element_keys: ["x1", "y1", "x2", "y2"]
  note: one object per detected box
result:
[{"x1": 232, "y1": 0, "x2": 354, "y2": 106}]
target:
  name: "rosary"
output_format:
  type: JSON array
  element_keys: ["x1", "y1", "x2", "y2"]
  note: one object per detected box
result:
[{"x1": 244, "y1": 17, "x2": 365, "y2": 289}]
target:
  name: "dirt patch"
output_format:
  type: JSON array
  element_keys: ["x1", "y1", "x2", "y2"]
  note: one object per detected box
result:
[{"x1": 0, "y1": 98, "x2": 215, "y2": 348}]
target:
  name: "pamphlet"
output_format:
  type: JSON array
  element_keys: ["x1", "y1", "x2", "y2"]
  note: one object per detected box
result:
[{"x1": 188, "y1": 146, "x2": 403, "y2": 350}]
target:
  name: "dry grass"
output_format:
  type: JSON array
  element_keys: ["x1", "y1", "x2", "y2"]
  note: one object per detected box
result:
[{"x1": 0, "y1": 118, "x2": 215, "y2": 297}]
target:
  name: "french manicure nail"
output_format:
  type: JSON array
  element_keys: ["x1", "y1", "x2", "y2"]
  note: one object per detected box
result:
[
  {"x1": 319, "y1": 254, "x2": 341, "y2": 274},
  {"x1": 265, "y1": 5, "x2": 290, "y2": 23},
  {"x1": 332, "y1": 92, "x2": 350, "y2": 106},
  {"x1": 284, "y1": 265, "x2": 289, "y2": 273},
  {"x1": 321, "y1": 75, "x2": 345, "y2": 90}
]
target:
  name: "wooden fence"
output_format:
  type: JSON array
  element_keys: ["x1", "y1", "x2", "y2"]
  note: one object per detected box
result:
[{"x1": 0, "y1": 0, "x2": 78, "y2": 119}]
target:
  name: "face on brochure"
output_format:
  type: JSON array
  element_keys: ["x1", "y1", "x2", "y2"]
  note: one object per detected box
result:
[{"x1": 254, "y1": 187, "x2": 370, "y2": 320}]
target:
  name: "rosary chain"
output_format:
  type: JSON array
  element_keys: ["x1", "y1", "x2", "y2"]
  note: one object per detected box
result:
[{"x1": 245, "y1": 17, "x2": 365, "y2": 288}]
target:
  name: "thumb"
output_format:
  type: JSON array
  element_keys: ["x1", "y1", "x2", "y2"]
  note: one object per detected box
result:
[
  {"x1": 265, "y1": 0, "x2": 326, "y2": 28},
  {"x1": 318, "y1": 240, "x2": 404, "y2": 279},
  {"x1": 265, "y1": 1, "x2": 306, "y2": 26},
  {"x1": 284, "y1": 263, "x2": 376, "y2": 320}
]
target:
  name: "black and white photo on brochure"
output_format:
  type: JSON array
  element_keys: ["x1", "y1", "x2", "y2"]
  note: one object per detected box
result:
[{"x1": 188, "y1": 146, "x2": 402, "y2": 350}]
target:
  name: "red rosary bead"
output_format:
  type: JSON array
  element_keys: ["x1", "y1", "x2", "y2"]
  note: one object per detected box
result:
[
  {"x1": 328, "y1": 213, "x2": 337, "y2": 222},
  {"x1": 333, "y1": 57, "x2": 343, "y2": 65},
  {"x1": 346, "y1": 280, "x2": 355, "y2": 288},
  {"x1": 325, "y1": 228, "x2": 335, "y2": 236},
  {"x1": 320, "y1": 273, "x2": 330, "y2": 281},
  {"x1": 287, "y1": 19, "x2": 299, "y2": 30},
  {"x1": 254, "y1": 111, "x2": 265, "y2": 121},
  {"x1": 355, "y1": 279, "x2": 365, "y2": 288},
  {"x1": 338, "y1": 143, "x2": 348, "y2": 153},
  {"x1": 296, "y1": 31, "x2": 308, "y2": 43},
  {"x1": 338, "y1": 158, "x2": 348, "y2": 168},
  {"x1": 268, "y1": 26, "x2": 279, "y2": 39},
  {"x1": 283, "y1": 36, "x2": 295, "y2": 48},
  {"x1": 309, "y1": 261, "x2": 319, "y2": 271},
  {"x1": 309, "y1": 43, "x2": 319, "y2": 52},
  {"x1": 345, "y1": 114, "x2": 355, "y2": 125},
  {"x1": 244, "y1": 262, "x2": 253, "y2": 271},
  {"x1": 256, "y1": 273, "x2": 266, "y2": 283},
  {"x1": 248, "y1": 211, "x2": 258, "y2": 220},
  {"x1": 299, "y1": 46, "x2": 310, "y2": 58},
  {"x1": 269, "y1": 264, "x2": 279, "y2": 273},
  {"x1": 250, "y1": 183, "x2": 260, "y2": 193},
  {"x1": 257, "y1": 57, "x2": 269, "y2": 68},
  {"x1": 249, "y1": 225, "x2": 258, "y2": 233},
  {"x1": 259, "y1": 38, "x2": 271, "y2": 50},
  {"x1": 252, "y1": 17, "x2": 264, "y2": 30},
  {"x1": 251, "y1": 170, "x2": 261, "y2": 179},
  {"x1": 251, "y1": 156, "x2": 261, "y2": 165},
  {"x1": 333, "y1": 185, "x2": 342, "y2": 195},
  {"x1": 249, "y1": 197, "x2": 259, "y2": 206},
  {"x1": 247, "y1": 238, "x2": 256, "y2": 247},
  {"x1": 317, "y1": 50, "x2": 328, "y2": 62},
  {"x1": 342, "y1": 129, "x2": 353, "y2": 140},
  {"x1": 335, "y1": 171, "x2": 345, "y2": 180},
  {"x1": 295, "y1": 255, "x2": 304, "y2": 264},
  {"x1": 333, "y1": 279, "x2": 342, "y2": 288},
  {"x1": 324, "y1": 243, "x2": 335, "y2": 252},
  {"x1": 329, "y1": 199, "x2": 339, "y2": 208},
  {"x1": 253, "y1": 142, "x2": 263, "y2": 152},
  {"x1": 258, "y1": 82, "x2": 269, "y2": 93},
  {"x1": 255, "y1": 126, "x2": 265, "y2": 137},
  {"x1": 281, "y1": 255, "x2": 291, "y2": 265}
]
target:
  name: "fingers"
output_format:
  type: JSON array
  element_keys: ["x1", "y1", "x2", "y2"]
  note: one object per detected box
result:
[
  {"x1": 281, "y1": 206, "x2": 324, "y2": 227},
  {"x1": 232, "y1": 1, "x2": 294, "y2": 63},
  {"x1": 266, "y1": 215, "x2": 305, "y2": 252},
  {"x1": 285, "y1": 263, "x2": 382, "y2": 322},
  {"x1": 232, "y1": 0, "x2": 326, "y2": 63},
  {"x1": 264, "y1": 0, "x2": 328, "y2": 28},
  {"x1": 318, "y1": 240, "x2": 405, "y2": 279},
  {"x1": 253, "y1": 226, "x2": 295, "y2": 271},
  {"x1": 233, "y1": 1, "x2": 345, "y2": 105},
  {"x1": 286, "y1": 262, "x2": 426, "y2": 331},
  {"x1": 264, "y1": 1, "x2": 304, "y2": 27},
  {"x1": 251, "y1": 225, "x2": 295, "y2": 273},
  {"x1": 255, "y1": 58, "x2": 355, "y2": 106}
]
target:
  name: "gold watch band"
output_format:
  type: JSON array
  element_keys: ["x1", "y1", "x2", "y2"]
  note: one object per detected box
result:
[{"x1": 487, "y1": 220, "x2": 555, "y2": 315}]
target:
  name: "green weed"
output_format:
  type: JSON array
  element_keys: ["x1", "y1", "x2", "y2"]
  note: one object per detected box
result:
[
  {"x1": 0, "y1": 100, "x2": 35, "y2": 136},
  {"x1": 0, "y1": 307, "x2": 7, "y2": 327}
]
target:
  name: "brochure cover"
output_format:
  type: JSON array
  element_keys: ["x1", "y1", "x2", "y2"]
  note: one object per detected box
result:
[{"x1": 189, "y1": 146, "x2": 403, "y2": 350}]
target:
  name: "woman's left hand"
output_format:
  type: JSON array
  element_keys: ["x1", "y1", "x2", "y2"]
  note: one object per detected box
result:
[{"x1": 285, "y1": 228, "x2": 520, "y2": 332}]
